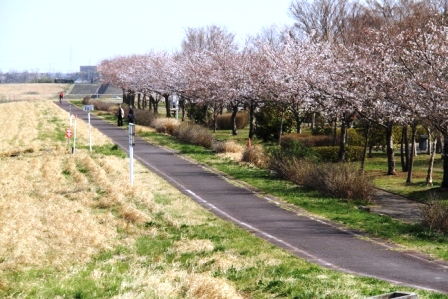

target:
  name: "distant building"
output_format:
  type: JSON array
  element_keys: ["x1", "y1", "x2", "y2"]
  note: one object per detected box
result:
[
  {"x1": 80, "y1": 66, "x2": 97, "y2": 73},
  {"x1": 79, "y1": 66, "x2": 99, "y2": 83}
]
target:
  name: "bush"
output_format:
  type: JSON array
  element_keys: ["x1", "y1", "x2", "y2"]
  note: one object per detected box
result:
[
  {"x1": 273, "y1": 139, "x2": 317, "y2": 161},
  {"x1": 347, "y1": 128, "x2": 365, "y2": 147},
  {"x1": 82, "y1": 96, "x2": 91, "y2": 104},
  {"x1": 269, "y1": 156, "x2": 315, "y2": 185},
  {"x1": 312, "y1": 146, "x2": 339, "y2": 161},
  {"x1": 133, "y1": 109, "x2": 159, "y2": 127},
  {"x1": 82, "y1": 98, "x2": 121, "y2": 114},
  {"x1": 304, "y1": 162, "x2": 374, "y2": 202},
  {"x1": 255, "y1": 103, "x2": 295, "y2": 142},
  {"x1": 93, "y1": 100, "x2": 118, "y2": 112},
  {"x1": 313, "y1": 146, "x2": 365, "y2": 162},
  {"x1": 281, "y1": 134, "x2": 337, "y2": 148},
  {"x1": 268, "y1": 151, "x2": 373, "y2": 202},
  {"x1": 216, "y1": 112, "x2": 249, "y2": 130},
  {"x1": 214, "y1": 140, "x2": 244, "y2": 154},
  {"x1": 152, "y1": 118, "x2": 179, "y2": 135},
  {"x1": 311, "y1": 126, "x2": 333, "y2": 135},
  {"x1": 186, "y1": 102, "x2": 211, "y2": 124},
  {"x1": 173, "y1": 122, "x2": 214, "y2": 149},
  {"x1": 421, "y1": 194, "x2": 448, "y2": 233},
  {"x1": 242, "y1": 145, "x2": 268, "y2": 169}
]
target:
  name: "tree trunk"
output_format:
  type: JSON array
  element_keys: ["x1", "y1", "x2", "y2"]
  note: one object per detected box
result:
[
  {"x1": 124, "y1": 92, "x2": 130, "y2": 106},
  {"x1": 360, "y1": 122, "x2": 371, "y2": 172},
  {"x1": 385, "y1": 125, "x2": 396, "y2": 175},
  {"x1": 137, "y1": 93, "x2": 141, "y2": 109},
  {"x1": 426, "y1": 136, "x2": 437, "y2": 186},
  {"x1": 129, "y1": 92, "x2": 135, "y2": 108},
  {"x1": 291, "y1": 109, "x2": 302, "y2": 134},
  {"x1": 152, "y1": 95, "x2": 159, "y2": 114},
  {"x1": 180, "y1": 97, "x2": 186, "y2": 121},
  {"x1": 441, "y1": 132, "x2": 448, "y2": 188},
  {"x1": 333, "y1": 118, "x2": 337, "y2": 146},
  {"x1": 249, "y1": 101, "x2": 255, "y2": 139},
  {"x1": 406, "y1": 124, "x2": 417, "y2": 183},
  {"x1": 311, "y1": 112, "x2": 315, "y2": 130},
  {"x1": 213, "y1": 107, "x2": 219, "y2": 133},
  {"x1": 401, "y1": 125, "x2": 409, "y2": 172},
  {"x1": 142, "y1": 94, "x2": 147, "y2": 110},
  {"x1": 295, "y1": 115, "x2": 302, "y2": 134},
  {"x1": 277, "y1": 105, "x2": 286, "y2": 146},
  {"x1": 164, "y1": 94, "x2": 171, "y2": 118},
  {"x1": 338, "y1": 114, "x2": 347, "y2": 162},
  {"x1": 426, "y1": 127, "x2": 431, "y2": 155},
  {"x1": 149, "y1": 95, "x2": 154, "y2": 113}
]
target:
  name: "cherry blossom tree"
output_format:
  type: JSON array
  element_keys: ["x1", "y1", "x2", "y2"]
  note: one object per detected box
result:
[{"x1": 393, "y1": 16, "x2": 448, "y2": 187}]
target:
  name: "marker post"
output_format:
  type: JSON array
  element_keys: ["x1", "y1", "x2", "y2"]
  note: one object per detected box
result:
[{"x1": 82, "y1": 105, "x2": 94, "y2": 152}]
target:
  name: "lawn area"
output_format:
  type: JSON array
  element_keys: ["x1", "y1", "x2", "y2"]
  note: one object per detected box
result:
[{"x1": 211, "y1": 127, "x2": 448, "y2": 202}]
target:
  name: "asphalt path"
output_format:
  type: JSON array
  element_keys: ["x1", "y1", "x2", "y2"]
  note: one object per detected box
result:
[{"x1": 59, "y1": 102, "x2": 448, "y2": 295}]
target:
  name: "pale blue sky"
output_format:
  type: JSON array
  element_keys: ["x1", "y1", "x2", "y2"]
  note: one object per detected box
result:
[{"x1": 0, "y1": 0, "x2": 294, "y2": 73}]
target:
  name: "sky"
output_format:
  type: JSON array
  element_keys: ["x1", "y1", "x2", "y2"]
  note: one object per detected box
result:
[{"x1": 0, "y1": 0, "x2": 295, "y2": 73}]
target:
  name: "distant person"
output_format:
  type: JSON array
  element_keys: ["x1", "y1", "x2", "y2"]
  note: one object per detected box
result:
[
  {"x1": 127, "y1": 108, "x2": 135, "y2": 124},
  {"x1": 59, "y1": 91, "x2": 64, "y2": 103},
  {"x1": 117, "y1": 104, "x2": 124, "y2": 126}
]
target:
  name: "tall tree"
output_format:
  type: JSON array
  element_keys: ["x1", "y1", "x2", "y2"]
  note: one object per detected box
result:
[{"x1": 289, "y1": 0, "x2": 359, "y2": 42}]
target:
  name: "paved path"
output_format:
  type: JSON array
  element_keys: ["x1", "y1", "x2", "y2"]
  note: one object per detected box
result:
[
  {"x1": 59, "y1": 102, "x2": 448, "y2": 295},
  {"x1": 371, "y1": 189, "x2": 424, "y2": 224}
]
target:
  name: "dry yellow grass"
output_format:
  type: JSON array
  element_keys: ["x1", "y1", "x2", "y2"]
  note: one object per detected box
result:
[
  {"x1": 0, "y1": 83, "x2": 70, "y2": 101},
  {"x1": 0, "y1": 100, "x2": 110, "y2": 155},
  {"x1": 0, "y1": 99, "x2": 246, "y2": 297},
  {"x1": 214, "y1": 140, "x2": 244, "y2": 162}
]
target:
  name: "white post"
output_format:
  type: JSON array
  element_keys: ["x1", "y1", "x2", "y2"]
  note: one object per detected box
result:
[
  {"x1": 88, "y1": 111, "x2": 92, "y2": 152},
  {"x1": 129, "y1": 123, "x2": 135, "y2": 186},
  {"x1": 73, "y1": 115, "x2": 77, "y2": 154}
]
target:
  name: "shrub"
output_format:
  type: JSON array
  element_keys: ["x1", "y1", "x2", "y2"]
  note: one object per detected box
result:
[
  {"x1": 282, "y1": 134, "x2": 337, "y2": 148},
  {"x1": 281, "y1": 133, "x2": 337, "y2": 148},
  {"x1": 254, "y1": 103, "x2": 295, "y2": 142},
  {"x1": 82, "y1": 96, "x2": 91, "y2": 104},
  {"x1": 421, "y1": 194, "x2": 448, "y2": 232},
  {"x1": 269, "y1": 156, "x2": 315, "y2": 185},
  {"x1": 186, "y1": 102, "x2": 211, "y2": 124},
  {"x1": 152, "y1": 118, "x2": 179, "y2": 135},
  {"x1": 311, "y1": 126, "x2": 333, "y2": 135},
  {"x1": 304, "y1": 162, "x2": 374, "y2": 202},
  {"x1": 268, "y1": 150, "x2": 373, "y2": 202},
  {"x1": 242, "y1": 144, "x2": 268, "y2": 169},
  {"x1": 312, "y1": 146, "x2": 339, "y2": 161},
  {"x1": 347, "y1": 128, "x2": 365, "y2": 147},
  {"x1": 346, "y1": 146, "x2": 365, "y2": 161},
  {"x1": 134, "y1": 109, "x2": 159, "y2": 127},
  {"x1": 214, "y1": 140, "x2": 244, "y2": 154},
  {"x1": 313, "y1": 146, "x2": 365, "y2": 162},
  {"x1": 93, "y1": 100, "x2": 117, "y2": 112},
  {"x1": 216, "y1": 112, "x2": 249, "y2": 130},
  {"x1": 173, "y1": 122, "x2": 214, "y2": 149},
  {"x1": 273, "y1": 139, "x2": 317, "y2": 161}
]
